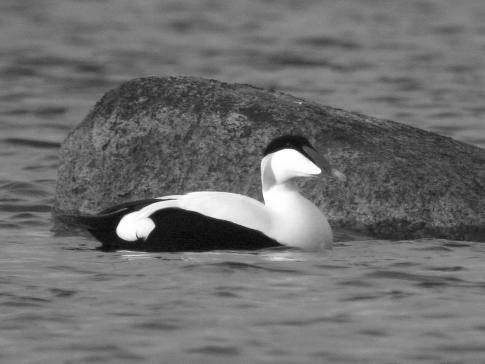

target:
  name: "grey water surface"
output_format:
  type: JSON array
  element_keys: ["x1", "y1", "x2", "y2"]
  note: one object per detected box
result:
[{"x1": 1, "y1": 1, "x2": 485, "y2": 363}]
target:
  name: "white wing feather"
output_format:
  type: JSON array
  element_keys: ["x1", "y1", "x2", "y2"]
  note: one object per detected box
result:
[
  {"x1": 116, "y1": 192, "x2": 273, "y2": 241},
  {"x1": 177, "y1": 192, "x2": 272, "y2": 233}
]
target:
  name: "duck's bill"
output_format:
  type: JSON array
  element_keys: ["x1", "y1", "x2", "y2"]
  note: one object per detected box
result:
[{"x1": 302, "y1": 146, "x2": 346, "y2": 182}]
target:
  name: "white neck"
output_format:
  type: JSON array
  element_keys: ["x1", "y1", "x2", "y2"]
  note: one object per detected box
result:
[{"x1": 260, "y1": 156, "x2": 332, "y2": 251}]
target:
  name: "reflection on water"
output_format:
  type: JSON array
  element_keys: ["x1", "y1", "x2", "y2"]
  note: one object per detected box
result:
[{"x1": 1, "y1": 0, "x2": 485, "y2": 362}]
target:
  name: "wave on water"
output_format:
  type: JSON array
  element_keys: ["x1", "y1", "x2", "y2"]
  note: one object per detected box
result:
[{"x1": 3, "y1": 138, "x2": 61, "y2": 149}]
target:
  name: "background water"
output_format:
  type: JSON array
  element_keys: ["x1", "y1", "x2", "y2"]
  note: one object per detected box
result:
[{"x1": 1, "y1": 0, "x2": 485, "y2": 363}]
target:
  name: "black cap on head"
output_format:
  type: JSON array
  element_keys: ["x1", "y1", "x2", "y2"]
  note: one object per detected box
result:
[
  {"x1": 263, "y1": 135, "x2": 335, "y2": 175},
  {"x1": 263, "y1": 135, "x2": 312, "y2": 157}
]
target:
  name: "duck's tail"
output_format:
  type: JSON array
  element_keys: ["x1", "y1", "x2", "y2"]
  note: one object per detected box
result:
[
  {"x1": 56, "y1": 198, "x2": 167, "y2": 248},
  {"x1": 58, "y1": 210, "x2": 126, "y2": 231}
]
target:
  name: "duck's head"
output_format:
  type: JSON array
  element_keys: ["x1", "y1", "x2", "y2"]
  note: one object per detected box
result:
[{"x1": 261, "y1": 135, "x2": 345, "y2": 188}]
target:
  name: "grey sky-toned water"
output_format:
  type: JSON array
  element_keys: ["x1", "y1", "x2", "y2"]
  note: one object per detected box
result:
[{"x1": 1, "y1": 1, "x2": 484, "y2": 363}]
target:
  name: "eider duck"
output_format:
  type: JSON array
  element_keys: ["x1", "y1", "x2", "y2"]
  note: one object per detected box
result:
[{"x1": 77, "y1": 135, "x2": 345, "y2": 252}]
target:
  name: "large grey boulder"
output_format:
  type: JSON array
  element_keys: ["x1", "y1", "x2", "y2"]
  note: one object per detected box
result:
[{"x1": 55, "y1": 76, "x2": 485, "y2": 241}]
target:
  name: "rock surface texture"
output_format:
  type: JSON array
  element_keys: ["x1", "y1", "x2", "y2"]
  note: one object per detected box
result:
[{"x1": 55, "y1": 76, "x2": 485, "y2": 241}]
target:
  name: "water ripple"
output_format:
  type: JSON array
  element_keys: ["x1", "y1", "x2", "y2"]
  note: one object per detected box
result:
[
  {"x1": 3, "y1": 138, "x2": 61, "y2": 149},
  {"x1": 0, "y1": 203, "x2": 51, "y2": 212},
  {"x1": 365, "y1": 270, "x2": 485, "y2": 289},
  {"x1": 295, "y1": 36, "x2": 361, "y2": 50},
  {"x1": 186, "y1": 345, "x2": 241, "y2": 356},
  {"x1": 184, "y1": 261, "x2": 303, "y2": 274}
]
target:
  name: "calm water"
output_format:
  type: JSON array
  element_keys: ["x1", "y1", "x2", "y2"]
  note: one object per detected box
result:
[{"x1": 1, "y1": 1, "x2": 485, "y2": 363}]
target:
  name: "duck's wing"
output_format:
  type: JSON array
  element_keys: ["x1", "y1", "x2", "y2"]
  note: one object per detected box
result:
[
  {"x1": 73, "y1": 192, "x2": 278, "y2": 252},
  {"x1": 176, "y1": 192, "x2": 272, "y2": 233},
  {"x1": 115, "y1": 191, "x2": 272, "y2": 241}
]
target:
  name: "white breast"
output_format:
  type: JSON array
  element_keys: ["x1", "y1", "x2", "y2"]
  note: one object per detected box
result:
[{"x1": 264, "y1": 184, "x2": 332, "y2": 251}]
